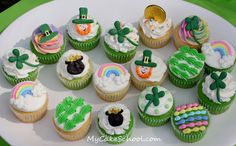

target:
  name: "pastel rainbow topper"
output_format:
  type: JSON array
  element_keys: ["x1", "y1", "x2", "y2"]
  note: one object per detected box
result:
[
  {"x1": 97, "y1": 63, "x2": 127, "y2": 78},
  {"x1": 12, "y1": 81, "x2": 34, "y2": 99},
  {"x1": 211, "y1": 40, "x2": 234, "y2": 58}
]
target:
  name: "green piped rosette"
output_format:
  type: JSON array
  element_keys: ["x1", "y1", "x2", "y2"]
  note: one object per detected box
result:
[
  {"x1": 67, "y1": 25, "x2": 101, "y2": 51},
  {"x1": 30, "y1": 38, "x2": 66, "y2": 64},
  {"x1": 168, "y1": 46, "x2": 205, "y2": 88},
  {"x1": 138, "y1": 86, "x2": 175, "y2": 127},
  {"x1": 54, "y1": 96, "x2": 92, "y2": 131},
  {"x1": 197, "y1": 73, "x2": 236, "y2": 114},
  {"x1": 96, "y1": 114, "x2": 134, "y2": 144},
  {"x1": 171, "y1": 103, "x2": 210, "y2": 143}
]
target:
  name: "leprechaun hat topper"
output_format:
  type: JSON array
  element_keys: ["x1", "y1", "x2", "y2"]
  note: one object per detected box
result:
[
  {"x1": 72, "y1": 7, "x2": 94, "y2": 24},
  {"x1": 39, "y1": 24, "x2": 58, "y2": 43},
  {"x1": 135, "y1": 50, "x2": 157, "y2": 67}
]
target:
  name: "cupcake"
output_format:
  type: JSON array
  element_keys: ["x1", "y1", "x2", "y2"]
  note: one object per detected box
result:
[
  {"x1": 198, "y1": 71, "x2": 236, "y2": 114},
  {"x1": 96, "y1": 104, "x2": 134, "y2": 144},
  {"x1": 57, "y1": 50, "x2": 93, "y2": 90},
  {"x1": 31, "y1": 23, "x2": 66, "y2": 64},
  {"x1": 173, "y1": 15, "x2": 209, "y2": 51},
  {"x1": 53, "y1": 96, "x2": 92, "y2": 141},
  {"x1": 93, "y1": 63, "x2": 130, "y2": 102},
  {"x1": 130, "y1": 50, "x2": 167, "y2": 90},
  {"x1": 10, "y1": 81, "x2": 48, "y2": 122},
  {"x1": 1, "y1": 47, "x2": 41, "y2": 85},
  {"x1": 168, "y1": 46, "x2": 205, "y2": 88},
  {"x1": 104, "y1": 21, "x2": 139, "y2": 63},
  {"x1": 139, "y1": 5, "x2": 173, "y2": 48},
  {"x1": 171, "y1": 103, "x2": 209, "y2": 142},
  {"x1": 138, "y1": 86, "x2": 174, "y2": 126},
  {"x1": 201, "y1": 40, "x2": 236, "y2": 74},
  {"x1": 67, "y1": 7, "x2": 101, "y2": 51}
]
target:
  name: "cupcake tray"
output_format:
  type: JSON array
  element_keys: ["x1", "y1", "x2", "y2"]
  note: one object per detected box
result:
[{"x1": 0, "y1": 0, "x2": 236, "y2": 146}]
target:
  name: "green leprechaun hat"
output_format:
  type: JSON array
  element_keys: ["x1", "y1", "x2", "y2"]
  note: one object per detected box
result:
[
  {"x1": 39, "y1": 24, "x2": 58, "y2": 43},
  {"x1": 72, "y1": 7, "x2": 94, "y2": 24},
  {"x1": 135, "y1": 50, "x2": 157, "y2": 67}
]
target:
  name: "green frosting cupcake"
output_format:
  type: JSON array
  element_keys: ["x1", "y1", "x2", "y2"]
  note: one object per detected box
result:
[
  {"x1": 96, "y1": 104, "x2": 134, "y2": 144},
  {"x1": 198, "y1": 71, "x2": 236, "y2": 114},
  {"x1": 168, "y1": 46, "x2": 205, "y2": 88},
  {"x1": 104, "y1": 21, "x2": 139, "y2": 63},
  {"x1": 138, "y1": 86, "x2": 174, "y2": 126},
  {"x1": 67, "y1": 7, "x2": 101, "y2": 51},
  {"x1": 171, "y1": 103, "x2": 210, "y2": 143},
  {"x1": 1, "y1": 48, "x2": 41, "y2": 85}
]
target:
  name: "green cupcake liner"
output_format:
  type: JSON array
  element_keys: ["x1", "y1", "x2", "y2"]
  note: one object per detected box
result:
[
  {"x1": 2, "y1": 67, "x2": 38, "y2": 86},
  {"x1": 170, "y1": 111, "x2": 209, "y2": 143},
  {"x1": 138, "y1": 104, "x2": 175, "y2": 127},
  {"x1": 67, "y1": 26, "x2": 101, "y2": 51},
  {"x1": 58, "y1": 67, "x2": 93, "y2": 90},
  {"x1": 96, "y1": 114, "x2": 134, "y2": 144},
  {"x1": 104, "y1": 41, "x2": 136, "y2": 63},
  {"x1": 197, "y1": 79, "x2": 235, "y2": 114},
  {"x1": 30, "y1": 38, "x2": 66, "y2": 64},
  {"x1": 204, "y1": 62, "x2": 235, "y2": 75},
  {"x1": 168, "y1": 66, "x2": 205, "y2": 88}
]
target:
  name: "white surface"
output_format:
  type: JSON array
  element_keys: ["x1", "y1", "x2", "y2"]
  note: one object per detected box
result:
[{"x1": 0, "y1": 0, "x2": 236, "y2": 146}]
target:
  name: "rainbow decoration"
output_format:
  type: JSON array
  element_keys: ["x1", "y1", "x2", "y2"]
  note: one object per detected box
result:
[
  {"x1": 211, "y1": 40, "x2": 233, "y2": 58},
  {"x1": 97, "y1": 63, "x2": 127, "y2": 77},
  {"x1": 12, "y1": 81, "x2": 34, "y2": 99}
]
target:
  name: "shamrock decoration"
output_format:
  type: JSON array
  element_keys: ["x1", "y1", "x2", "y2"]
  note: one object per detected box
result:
[
  {"x1": 108, "y1": 21, "x2": 138, "y2": 46},
  {"x1": 144, "y1": 87, "x2": 165, "y2": 113},
  {"x1": 185, "y1": 16, "x2": 201, "y2": 45},
  {"x1": 8, "y1": 49, "x2": 40, "y2": 69},
  {"x1": 209, "y1": 72, "x2": 227, "y2": 103}
]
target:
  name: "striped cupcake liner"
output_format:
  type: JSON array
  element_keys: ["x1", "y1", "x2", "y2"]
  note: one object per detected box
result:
[
  {"x1": 104, "y1": 41, "x2": 136, "y2": 63},
  {"x1": 170, "y1": 112, "x2": 208, "y2": 143},
  {"x1": 30, "y1": 38, "x2": 66, "y2": 64},
  {"x1": 2, "y1": 68, "x2": 38, "y2": 86},
  {"x1": 197, "y1": 79, "x2": 235, "y2": 114},
  {"x1": 95, "y1": 82, "x2": 130, "y2": 102},
  {"x1": 168, "y1": 66, "x2": 205, "y2": 88},
  {"x1": 204, "y1": 63, "x2": 235, "y2": 75},
  {"x1": 139, "y1": 25, "x2": 173, "y2": 49},
  {"x1": 96, "y1": 114, "x2": 134, "y2": 144},
  {"x1": 67, "y1": 26, "x2": 101, "y2": 51}
]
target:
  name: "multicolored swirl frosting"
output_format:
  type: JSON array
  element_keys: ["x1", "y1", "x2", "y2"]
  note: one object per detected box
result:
[
  {"x1": 202, "y1": 71, "x2": 236, "y2": 104},
  {"x1": 201, "y1": 40, "x2": 236, "y2": 69},
  {"x1": 168, "y1": 46, "x2": 205, "y2": 80},
  {"x1": 54, "y1": 96, "x2": 92, "y2": 131},
  {"x1": 179, "y1": 16, "x2": 209, "y2": 46},
  {"x1": 10, "y1": 81, "x2": 47, "y2": 112},
  {"x1": 93, "y1": 63, "x2": 130, "y2": 93},
  {"x1": 173, "y1": 103, "x2": 209, "y2": 134},
  {"x1": 32, "y1": 24, "x2": 64, "y2": 54}
]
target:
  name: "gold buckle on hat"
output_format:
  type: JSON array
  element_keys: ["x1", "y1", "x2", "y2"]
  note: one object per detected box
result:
[
  {"x1": 45, "y1": 30, "x2": 50, "y2": 36},
  {"x1": 144, "y1": 56, "x2": 149, "y2": 64}
]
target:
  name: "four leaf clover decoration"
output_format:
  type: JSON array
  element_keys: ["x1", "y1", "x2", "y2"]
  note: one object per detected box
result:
[
  {"x1": 185, "y1": 16, "x2": 201, "y2": 45},
  {"x1": 144, "y1": 87, "x2": 165, "y2": 113},
  {"x1": 209, "y1": 72, "x2": 227, "y2": 103},
  {"x1": 108, "y1": 21, "x2": 138, "y2": 46}
]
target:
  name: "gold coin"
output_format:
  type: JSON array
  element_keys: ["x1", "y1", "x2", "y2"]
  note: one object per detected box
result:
[{"x1": 144, "y1": 5, "x2": 166, "y2": 23}]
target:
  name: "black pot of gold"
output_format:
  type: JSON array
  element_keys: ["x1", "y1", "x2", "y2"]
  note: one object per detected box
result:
[
  {"x1": 106, "y1": 108, "x2": 124, "y2": 127},
  {"x1": 65, "y1": 54, "x2": 85, "y2": 75}
]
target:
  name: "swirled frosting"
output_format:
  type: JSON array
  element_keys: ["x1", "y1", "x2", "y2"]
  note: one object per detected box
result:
[
  {"x1": 179, "y1": 16, "x2": 208, "y2": 45},
  {"x1": 67, "y1": 15, "x2": 99, "y2": 41},
  {"x1": 104, "y1": 22, "x2": 139, "y2": 53},
  {"x1": 56, "y1": 50, "x2": 91, "y2": 80},
  {"x1": 139, "y1": 17, "x2": 172, "y2": 39},
  {"x1": 202, "y1": 72, "x2": 236, "y2": 103},
  {"x1": 32, "y1": 24, "x2": 64, "y2": 54},
  {"x1": 201, "y1": 40, "x2": 236, "y2": 69},
  {"x1": 1, "y1": 47, "x2": 40, "y2": 78},
  {"x1": 98, "y1": 104, "x2": 131, "y2": 135},
  {"x1": 10, "y1": 81, "x2": 47, "y2": 112}
]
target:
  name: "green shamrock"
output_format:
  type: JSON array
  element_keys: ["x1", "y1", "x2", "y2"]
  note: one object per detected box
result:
[
  {"x1": 8, "y1": 49, "x2": 40, "y2": 69},
  {"x1": 209, "y1": 72, "x2": 227, "y2": 102},
  {"x1": 144, "y1": 87, "x2": 165, "y2": 113},
  {"x1": 185, "y1": 16, "x2": 201, "y2": 45},
  {"x1": 108, "y1": 21, "x2": 138, "y2": 46}
]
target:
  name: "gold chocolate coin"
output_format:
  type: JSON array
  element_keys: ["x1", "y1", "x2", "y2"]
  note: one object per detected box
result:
[{"x1": 144, "y1": 5, "x2": 166, "y2": 23}]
